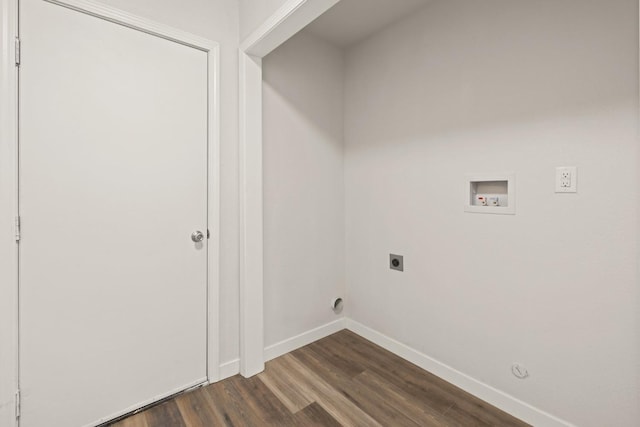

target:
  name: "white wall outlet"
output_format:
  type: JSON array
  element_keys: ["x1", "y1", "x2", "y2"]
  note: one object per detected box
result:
[{"x1": 555, "y1": 166, "x2": 577, "y2": 193}]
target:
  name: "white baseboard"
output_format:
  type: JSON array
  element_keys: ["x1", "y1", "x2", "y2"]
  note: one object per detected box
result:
[
  {"x1": 264, "y1": 318, "x2": 347, "y2": 362},
  {"x1": 218, "y1": 318, "x2": 345, "y2": 382},
  {"x1": 345, "y1": 319, "x2": 574, "y2": 427},
  {"x1": 219, "y1": 358, "x2": 240, "y2": 381},
  {"x1": 226, "y1": 317, "x2": 571, "y2": 426}
]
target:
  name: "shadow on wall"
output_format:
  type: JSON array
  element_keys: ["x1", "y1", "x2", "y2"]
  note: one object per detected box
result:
[
  {"x1": 261, "y1": 30, "x2": 346, "y2": 348},
  {"x1": 344, "y1": 0, "x2": 638, "y2": 151},
  {"x1": 263, "y1": 31, "x2": 344, "y2": 148}
]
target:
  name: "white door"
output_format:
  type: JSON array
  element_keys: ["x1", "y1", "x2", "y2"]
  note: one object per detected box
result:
[{"x1": 19, "y1": 1, "x2": 209, "y2": 426}]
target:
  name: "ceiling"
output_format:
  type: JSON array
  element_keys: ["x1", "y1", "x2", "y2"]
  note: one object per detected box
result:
[{"x1": 304, "y1": 0, "x2": 432, "y2": 49}]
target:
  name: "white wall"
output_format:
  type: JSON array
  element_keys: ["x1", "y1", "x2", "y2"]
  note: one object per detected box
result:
[
  {"x1": 239, "y1": 0, "x2": 289, "y2": 41},
  {"x1": 344, "y1": 1, "x2": 639, "y2": 426},
  {"x1": 98, "y1": 0, "x2": 241, "y2": 365},
  {"x1": 263, "y1": 31, "x2": 346, "y2": 348}
]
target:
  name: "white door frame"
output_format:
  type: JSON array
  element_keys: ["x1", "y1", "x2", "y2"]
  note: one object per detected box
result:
[
  {"x1": 238, "y1": 0, "x2": 340, "y2": 377},
  {"x1": 0, "y1": 0, "x2": 20, "y2": 426},
  {"x1": 0, "y1": 1, "x2": 221, "y2": 425}
]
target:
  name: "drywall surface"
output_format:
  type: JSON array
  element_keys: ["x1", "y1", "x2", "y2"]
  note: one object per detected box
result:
[
  {"x1": 239, "y1": 0, "x2": 289, "y2": 41},
  {"x1": 99, "y1": 0, "x2": 241, "y2": 364},
  {"x1": 263, "y1": 31, "x2": 346, "y2": 348},
  {"x1": 343, "y1": 0, "x2": 639, "y2": 426}
]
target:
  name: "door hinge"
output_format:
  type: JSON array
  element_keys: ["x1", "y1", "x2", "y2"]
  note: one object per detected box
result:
[
  {"x1": 15, "y1": 216, "x2": 20, "y2": 242},
  {"x1": 15, "y1": 37, "x2": 20, "y2": 66},
  {"x1": 207, "y1": 229, "x2": 210, "y2": 239},
  {"x1": 15, "y1": 389, "x2": 20, "y2": 418}
]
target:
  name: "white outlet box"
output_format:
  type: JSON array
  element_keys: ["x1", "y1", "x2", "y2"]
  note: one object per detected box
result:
[
  {"x1": 555, "y1": 166, "x2": 577, "y2": 193},
  {"x1": 465, "y1": 174, "x2": 515, "y2": 215}
]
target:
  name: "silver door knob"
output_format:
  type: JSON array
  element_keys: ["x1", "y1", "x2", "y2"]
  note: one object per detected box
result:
[{"x1": 191, "y1": 231, "x2": 204, "y2": 242}]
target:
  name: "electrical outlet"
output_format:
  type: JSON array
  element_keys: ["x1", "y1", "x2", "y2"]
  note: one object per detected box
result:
[
  {"x1": 389, "y1": 254, "x2": 403, "y2": 272},
  {"x1": 555, "y1": 166, "x2": 577, "y2": 193}
]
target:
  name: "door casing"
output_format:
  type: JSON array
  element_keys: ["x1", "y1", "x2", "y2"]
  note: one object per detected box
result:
[{"x1": 238, "y1": 0, "x2": 339, "y2": 378}]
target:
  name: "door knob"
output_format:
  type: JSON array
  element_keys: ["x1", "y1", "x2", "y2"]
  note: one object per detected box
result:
[{"x1": 191, "y1": 231, "x2": 204, "y2": 243}]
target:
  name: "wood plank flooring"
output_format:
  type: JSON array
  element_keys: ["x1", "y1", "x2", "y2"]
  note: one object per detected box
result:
[{"x1": 109, "y1": 330, "x2": 529, "y2": 426}]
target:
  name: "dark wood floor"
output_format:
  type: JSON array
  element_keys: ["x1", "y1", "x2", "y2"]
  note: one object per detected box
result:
[{"x1": 110, "y1": 330, "x2": 529, "y2": 426}]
